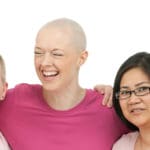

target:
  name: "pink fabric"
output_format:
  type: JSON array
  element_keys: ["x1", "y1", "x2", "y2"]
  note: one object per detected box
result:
[
  {"x1": 112, "y1": 131, "x2": 139, "y2": 150},
  {"x1": 0, "y1": 132, "x2": 10, "y2": 150},
  {"x1": 0, "y1": 83, "x2": 129, "y2": 150}
]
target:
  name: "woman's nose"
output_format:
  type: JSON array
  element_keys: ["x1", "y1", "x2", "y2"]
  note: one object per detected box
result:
[
  {"x1": 128, "y1": 93, "x2": 141, "y2": 104},
  {"x1": 41, "y1": 52, "x2": 53, "y2": 66}
]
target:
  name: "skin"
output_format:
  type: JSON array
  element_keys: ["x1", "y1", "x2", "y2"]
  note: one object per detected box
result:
[
  {"x1": 94, "y1": 84, "x2": 113, "y2": 107},
  {"x1": 34, "y1": 25, "x2": 88, "y2": 110},
  {"x1": 120, "y1": 67, "x2": 150, "y2": 149},
  {"x1": 0, "y1": 71, "x2": 7, "y2": 101}
]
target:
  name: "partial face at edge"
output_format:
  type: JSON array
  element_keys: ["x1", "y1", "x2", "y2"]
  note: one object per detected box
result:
[{"x1": 0, "y1": 70, "x2": 7, "y2": 100}]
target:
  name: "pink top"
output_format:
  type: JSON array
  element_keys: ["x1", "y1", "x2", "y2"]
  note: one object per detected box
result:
[
  {"x1": 112, "y1": 131, "x2": 139, "y2": 150},
  {"x1": 0, "y1": 132, "x2": 10, "y2": 150},
  {"x1": 0, "y1": 83, "x2": 129, "y2": 150}
]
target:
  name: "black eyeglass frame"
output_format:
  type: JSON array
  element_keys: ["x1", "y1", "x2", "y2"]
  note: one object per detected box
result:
[{"x1": 115, "y1": 86, "x2": 150, "y2": 100}]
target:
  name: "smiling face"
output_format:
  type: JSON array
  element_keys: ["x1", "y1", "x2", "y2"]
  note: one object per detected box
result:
[
  {"x1": 34, "y1": 25, "x2": 87, "y2": 92},
  {"x1": 119, "y1": 67, "x2": 150, "y2": 128}
]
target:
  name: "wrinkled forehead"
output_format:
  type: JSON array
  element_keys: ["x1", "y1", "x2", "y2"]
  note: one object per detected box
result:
[
  {"x1": 37, "y1": 26, "x2": 73, "y2": 43},
  {"x1": 41, "y1": 24, "x2": 71, "y2": 35},
  {"x1": 35, "y1": 26, "x2": 80, "y2": 53}
]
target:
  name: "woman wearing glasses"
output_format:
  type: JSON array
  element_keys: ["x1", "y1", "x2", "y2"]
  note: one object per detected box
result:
[{"x1": 112, "y1": 52, "x2": 150, "y2": 150}]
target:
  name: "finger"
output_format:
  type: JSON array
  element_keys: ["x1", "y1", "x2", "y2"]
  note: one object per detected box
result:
[
  {"x1": 106, "y1": 92, "x2": 113, "y2": 107},
  {"x1": 102, "y1": 87, "x2": 113, "y2": 106},
  {"x1": 102, "y1": 91, "x2": 111, "y2": 106}
]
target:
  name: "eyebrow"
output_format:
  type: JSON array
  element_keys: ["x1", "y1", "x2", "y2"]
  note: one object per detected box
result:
[
  {"x1": 120, "y1": 81, "x2": 150, "y2": 89},
  {"x1": 51, "y1": 48, "x2": 63, "y2": 52},
  {"x1": 34, "y1": 47, "x2": 62, "y2": 52},
  {"x1": 135, "y1": 81, "x2": 150, "y2": 87},
  {"x1": 34, "y1": 47, "x2": 42, "y2": 50}
]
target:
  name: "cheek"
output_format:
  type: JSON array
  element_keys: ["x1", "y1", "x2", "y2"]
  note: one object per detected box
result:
[
  {"x1": 34, "y1": 58, "x2": 40, "y2": 68},
  {"x1": 59, "y1": 59, "x2": 78, "y2": 69},
  {"x1": 0, "y1": 80, "x2": 3, "y2": 93},
  {"x1": 0, "y1": 90, "x2": 2, "y2": 96},
  {"x1": 0, "y1": 87, "x2": 3, "y2": 96},
  {"x1": 60, "y1": 62, "x2": 78, "y2": 78},
  {"x1": 120, "y1": 101, "x2": 128, "y2": 114},
  {"x1": 144, "y1": 99, "x2": 150, "y2": 108},
  {"x1": 34, "y1": 57, "x2": 37, "y2": 65}
]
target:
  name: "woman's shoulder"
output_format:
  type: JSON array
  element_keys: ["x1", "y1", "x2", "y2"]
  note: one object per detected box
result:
[
  {"x1": 112, "y1": 131, "x2": 139, "y2": 150},
  {"x1": 7, "y1": 83, "x2": 42, "y2": 93},
  {"x1": 119, "y1": 131, "x2": 139, "y2": 142}
]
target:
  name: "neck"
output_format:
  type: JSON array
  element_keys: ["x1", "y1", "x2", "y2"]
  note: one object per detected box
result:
[
  {"x1": 43, "y1": 85, "x2": 86, "y2": 110},
  {"x1": 135, "y1": 127, "x2": 150, "y2": 150}
]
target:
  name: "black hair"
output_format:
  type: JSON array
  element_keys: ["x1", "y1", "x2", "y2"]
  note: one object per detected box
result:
[{"x1": 113, "y1": 52, "x2": 150, "y2": 130}]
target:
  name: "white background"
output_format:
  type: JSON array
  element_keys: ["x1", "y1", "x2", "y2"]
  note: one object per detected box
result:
[{"x1": 0, "y1": 0, "x2": 150, "y2": 88}]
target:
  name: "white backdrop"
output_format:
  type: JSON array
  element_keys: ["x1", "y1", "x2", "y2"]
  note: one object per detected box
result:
[{"x1": 0, "y1": 0, "x2": 150, "y2": 88}]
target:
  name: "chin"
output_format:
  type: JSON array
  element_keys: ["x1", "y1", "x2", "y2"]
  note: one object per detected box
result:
[{"x1": 42, "y1": 83, "x2": 58, "y2": 91}]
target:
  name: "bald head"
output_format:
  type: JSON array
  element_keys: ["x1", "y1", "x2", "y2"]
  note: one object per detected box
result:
[{"x1": 37, "y1": 18, "x2": 87, "y2": 51}]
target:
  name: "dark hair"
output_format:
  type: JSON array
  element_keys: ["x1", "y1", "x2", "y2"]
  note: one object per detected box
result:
[{"x1": 113, "y1": 52, "x2": 150, "y2": 130}]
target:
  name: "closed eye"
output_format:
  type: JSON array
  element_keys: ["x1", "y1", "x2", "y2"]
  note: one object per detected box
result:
[
  {"x1": 51, "y1": 49, "x2": 64, "y2": 57},
  {"x1": 34, "y1": 51, "x2": 44, "y2": 54},
  {"x1": 52, "y1": 53, "x2": 63, "y2": 56}
]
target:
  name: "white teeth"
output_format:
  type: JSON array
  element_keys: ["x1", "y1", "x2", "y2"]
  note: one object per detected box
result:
[
  {"x1": 131, "y1": 108, "x2": 144, "y2": 113},
  {"x1": 43, "y1": 71, "x2": 58, "y2": 76}
]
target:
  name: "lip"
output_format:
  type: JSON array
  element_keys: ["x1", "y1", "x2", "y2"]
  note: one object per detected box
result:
[
  {"x1": 40, "y1": 70, "x2": 59, "y2": 81},
  {"x1": 42, "y1": 70, "x2": 59, "y2": 76},
  {"x1": 129, "y1": 107, "x2": 146, "y2": 114}
]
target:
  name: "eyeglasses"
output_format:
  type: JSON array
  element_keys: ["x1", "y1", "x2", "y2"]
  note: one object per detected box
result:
[{"x1": 116, "y1": 86, "x2": 150, "y2": 100}]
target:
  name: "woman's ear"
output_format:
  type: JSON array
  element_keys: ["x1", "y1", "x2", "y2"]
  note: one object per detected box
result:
[{"x1": 78, "y1": 50, "x2": 88, "y2": 66}]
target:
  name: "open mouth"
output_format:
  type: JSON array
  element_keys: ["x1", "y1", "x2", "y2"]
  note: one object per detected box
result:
[
  {"x1": 42, "y1": 71, "x2": 59, "y2": 77},
  {"x1": 130, "y1": 108, "x2": 145, "y2": 113}
]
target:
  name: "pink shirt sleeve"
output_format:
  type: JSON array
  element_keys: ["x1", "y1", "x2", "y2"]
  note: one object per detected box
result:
[{"x1": 0, "y1": 132, "x2": 10, "y2": 150}]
